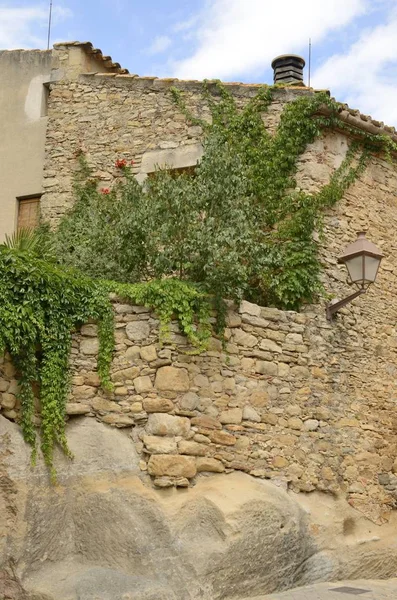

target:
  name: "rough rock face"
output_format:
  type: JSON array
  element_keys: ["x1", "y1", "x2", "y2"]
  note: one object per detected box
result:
[{"x1": 1, "y1": 415, "x2": 397, "y2": 600}]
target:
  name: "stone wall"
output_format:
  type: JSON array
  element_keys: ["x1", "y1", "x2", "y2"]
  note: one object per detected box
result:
[
  {"x1": 13, "y1": 59, "x2": 397, "y2": 527},
  {"x1": 1, "y1": 296, "x2": 397, "y2": 525},
  {"x1": 41, "y1": 75, "x2": 306, "y2": 224}
]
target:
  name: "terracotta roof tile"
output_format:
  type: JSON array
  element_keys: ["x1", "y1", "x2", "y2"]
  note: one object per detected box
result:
[{"x1": 53, "y1": 41, "x2": 129, "y2": 74}]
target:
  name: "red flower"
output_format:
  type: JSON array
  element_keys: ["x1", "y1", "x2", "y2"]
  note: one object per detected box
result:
[
  {"x1": 101, "y1": 187, "x2": 110, "y2": 194},
  {"x1": 115, "y1": 158, "x2": 127, "y2": 169}
]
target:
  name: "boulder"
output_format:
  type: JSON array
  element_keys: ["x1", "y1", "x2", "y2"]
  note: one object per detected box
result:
[{"x1": 2, "y1": 415, "x2": 397, "y2": 600}]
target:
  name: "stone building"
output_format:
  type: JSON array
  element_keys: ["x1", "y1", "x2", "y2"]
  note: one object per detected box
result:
[{"x1": 2, "y1": 41, "x2": 397, "y2": 599}]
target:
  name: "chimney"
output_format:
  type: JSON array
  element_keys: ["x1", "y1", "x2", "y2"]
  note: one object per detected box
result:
[{"x1": 271, "y1": 54, "x2": 305, "y2": 85}]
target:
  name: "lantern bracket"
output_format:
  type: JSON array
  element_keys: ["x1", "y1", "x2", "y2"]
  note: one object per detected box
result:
[{"x1": 326, "y1": 287, "x2": 366, "y2": 321}]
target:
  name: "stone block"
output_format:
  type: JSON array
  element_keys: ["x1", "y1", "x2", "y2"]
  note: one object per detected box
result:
[
  {"x1": 191, "y1": 415, "x2": 222, "y2": 429},
  {"x1": 140, "y1": 345, "x2": 157, "y2": 362},
  {"x1": 179, "y1": 392, "x2": 199, "y2": 411},
  {"x1": 80, "y1": 338, "x2": 99, "y2": 355},
  {"x1": 250, "y1": 390, "x2": 270, "y2": 407},
  {"x1": 272, "y1": 456, "x2": 289, "y2": 468},
  {"x1": 101, "y1": 414, "x2": 134, "y2": 426},
  {"x1": 80, "y1": 324, "x2": 98, "y2": 336},
  {"x1": 242, "y1": 406, "x2": 261, "y2": 422},
  {"x1": 125, "y1": 346, "x2": 141, "y2": 360},
  {"x1": 239, "y1": 300, "x2": 261, "y2": 317},
  {"x1": 126, "y1": 321, "x2": 150, "y2": 342},
  {"x1": 209, "y1": 430, "x2": 236, "y2": 446},
  {"x1": 66, "y1": 403, "x2": 91, "y2": 415},
  {"x1": 143, "y1": 435, "x2": 177, "y2": 454},
  {"x1": 134, "y1": 376, "x2": 153, "y2": 394},
  {"x1": 178, "y1": 440, "x2": 207, "y2": 456},
  {"x1": 255, "y1": 361, "x2": 278, "y2": 376},
  {"x1": 219, "y1": 408, "x2": 243, "y2": 424},
  {"x1": 233, "y1": 329, "x2": 258, "y2": 348},
  {"x1": 142, "y1": 397, "x2": 174, "y2": 413},
  {"x1": 285, "y1": 333, "x2": 303, "y2": 344},
  {"x1": 73, "y1": 385, "x2": 96, "y2": 400},
  {"x1": 92, "y1": 398, "x2": 122, "y2": 413},
  {"x1": 259, "y1": 339, "x2": 282, "y2": 353},
  {"x1": 196, "y1": 457, "x2": 225, "y2": 473},
  {"x1": 112, "y1": 366, "x2": 140, "y2": 382},
  {"x1": 146, "y1": 413, "x2": 190, "y2": 437},
  {"x1": 147, "y1": 454, "x2": 197, "y2": 478},
  {"x1": 0, "y1": 380, "x2": 9, "y2": 392},
  {"x1": 155, "y1": 366, "x2": 190, "y2": 392},
  {"x1": 0, "y1": 393, "x2": 16, "y2": 409}
]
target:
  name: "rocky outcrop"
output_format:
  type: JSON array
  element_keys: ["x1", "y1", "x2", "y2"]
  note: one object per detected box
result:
[{"x1": 1, "y1": 415, "x2": 397, "y2": 600}]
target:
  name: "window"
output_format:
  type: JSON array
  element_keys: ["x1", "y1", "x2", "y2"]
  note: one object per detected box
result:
[
  {"x1": 17, "y1": 197, "x2": 41, "y2": 230},
  {"x1": 147, "y1": 165, "x2": 197, "y2": 179}
]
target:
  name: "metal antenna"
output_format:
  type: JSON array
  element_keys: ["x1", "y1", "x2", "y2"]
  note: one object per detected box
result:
[
  {"x1": 308, "y1": 38, "x2": 312, "y2": 88},
  {"x1": 47, "y1": 0, "x2": 53, "y2": 50}
]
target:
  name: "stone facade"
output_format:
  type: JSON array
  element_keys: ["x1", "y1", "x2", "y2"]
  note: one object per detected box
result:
[
  {"x1": 1, "y1": 295, "x2": 397, "y2": 525},
  {"x1": 2, "y1": 42, "x2": 397, "y2": 529}
]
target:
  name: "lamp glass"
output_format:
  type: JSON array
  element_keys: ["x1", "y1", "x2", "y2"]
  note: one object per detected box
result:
[
  {"x1": 344, "y1": 254, "x2": 381, "y2": 286},
  {"x1": 345, "y1": 255, "x2": 364, "y2": 284},
  {"x1": 363, "y1": 255, "x2": 381, "y2": 283}
]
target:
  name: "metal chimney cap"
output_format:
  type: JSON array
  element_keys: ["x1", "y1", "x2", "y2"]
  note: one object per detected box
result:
[{"x1": 271, "y1": 54, "x2": 306, "y2": 69}]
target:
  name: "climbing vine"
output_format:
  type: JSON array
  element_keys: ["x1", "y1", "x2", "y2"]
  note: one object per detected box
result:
[
  {"x1": 2, "y1": 82, "x2": 396, "y2": 477},
  {"x1": 0, "y1": 244, "x2": 210, "y2": 480}
]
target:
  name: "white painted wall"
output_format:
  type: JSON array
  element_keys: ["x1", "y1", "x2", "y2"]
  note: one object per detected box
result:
[{"x1": 0, "y1": 50, "x2": 52, "y2": 241}]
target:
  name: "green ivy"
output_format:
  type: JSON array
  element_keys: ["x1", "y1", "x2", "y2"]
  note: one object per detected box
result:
[
  {"x1": 171, "y1": 82, "x2": 395, "y2": 307},
  {"x1": 0, "y1": 244, "x2": 210, "y2": 479}
]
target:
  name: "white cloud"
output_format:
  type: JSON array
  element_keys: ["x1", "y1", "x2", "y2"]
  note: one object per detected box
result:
[
  {"x1": 172, "y1": 0, "x2": 368, "y2": 80},
  {"x1": 0, "y1": 4, "x2": 72, "y2": 50},
  {"x1": 313, "y1": 8, "x2": 397, "y2": 125},
  {"x1": 146, "y1": 35, "x2": 172, "y2": 56}
]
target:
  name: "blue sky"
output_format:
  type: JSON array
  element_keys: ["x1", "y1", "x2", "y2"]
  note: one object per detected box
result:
[{"x1": 1, "y1": 0, "x2": 397, "y2": 124}]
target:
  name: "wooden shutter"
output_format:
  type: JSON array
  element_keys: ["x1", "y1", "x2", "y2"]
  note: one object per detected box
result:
[{"x1": 18, "y1": 197, "x2": 40, "y2": 230}]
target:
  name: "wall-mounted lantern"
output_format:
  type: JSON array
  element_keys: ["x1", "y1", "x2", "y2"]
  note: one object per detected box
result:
[{"x1": 326, "y1": 232, "x2": 383, "y2": 320}]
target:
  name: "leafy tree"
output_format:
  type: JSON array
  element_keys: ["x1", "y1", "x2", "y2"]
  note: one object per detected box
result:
[{"x1": 54, "y1": 84, "x2": 372, "y2": 310}]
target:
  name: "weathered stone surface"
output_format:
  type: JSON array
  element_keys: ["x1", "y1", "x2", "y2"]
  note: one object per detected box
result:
[
  {"x1": 147, "y1": 454, "x2": 197, "y2": 478},
  {"x1": 140, "y1": 345, "x2": 157, "y2": 362},
  {"x1": 112, "y1": 366, "x2": 140, "y2": 382},
  {"x1": 143, "y1": 435, "x2": 177, "y2": 454},
  {"x1": 196, "y1": 457, "x2": 225, "y2": 473},
  {"x1": 80, "y1": 324, "x2": 97, "y2": 337},
  {"x1": 125, "y1": 321, "x2": 150, "y2": 342},
  {"x1": 66, "y1": 403, "x2": 91, "y2": 415},
  {"x1": 233, "y1": 329, "x2": 258, "y2": 348},
  {"x1": 143, "y1": 397, "x2": 174, "y2": 413},
  {"x1": 155, "y1": 367, "x2": 190, "y2": 392},
  {"x1": 134, "y1": 376, "x2": 153, "y2": 394},
  {"x1": 146, "y1": 413, "x2": 190, "y2": 437},
  {"x1": 3, "y1": 413, "x2": 397, "y2": 599},
  {"x1": 242, "y1": 406, "x2": 261, "y2": 422},
  {"x1": 191, "y1": 415, "x2": 222, "y2": 430},
  {"x1": 239, "y1": 300, "x2": 261, "y2": 317},
  {"x1": 0, "y1": 393, "x2": 16, "y2": 409},
  {"x1": 209, "y1": 430, "x2": 237, "y2": 446},
  {"x1": 219, "y1": 408, "x2": 243, "y2": 425},
  {"x1": 178, "y1": 440, "x2": 207, "y2": 456},
  {"x1": 80, "y1": 338, "x2": 99, "y2": 355},
  {"x1": 179, "y1": 392, "x2": 199, "y2": 411},
  {"x1": 255, "y1": 361, "x2": 278, "y2": 376},
  {"x1": 250, "y1": 390, "x2": 270, "y2": 407}
]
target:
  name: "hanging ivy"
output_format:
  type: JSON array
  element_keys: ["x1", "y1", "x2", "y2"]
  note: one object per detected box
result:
[
  {"x1": 0, "y1": 244, "x2": 210, "y2": 480},
  {"x1": 170, "y1": 82, "x2": 396, "y2": 306}
]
